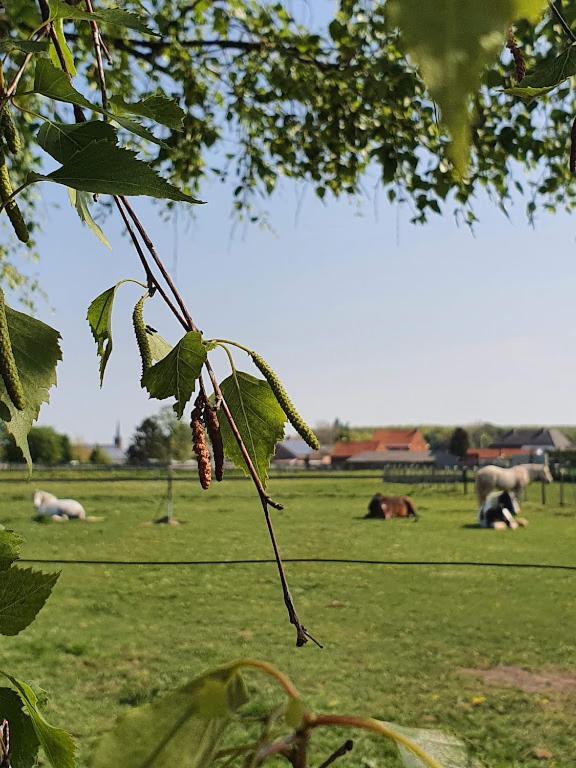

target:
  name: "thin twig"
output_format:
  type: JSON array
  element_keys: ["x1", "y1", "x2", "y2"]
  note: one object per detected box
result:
[
  {"x1": 84, "y1": 0, "x2": 108, "y2": 109},
  {"x1": 548, "y1": 0, "x2": 576, "y2": 43},
  {"x1": 77, "y1": 6, "x2": 315, "y2": 647}
]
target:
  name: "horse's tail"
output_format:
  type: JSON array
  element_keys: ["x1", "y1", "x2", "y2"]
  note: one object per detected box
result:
[{"x1": 404, "y1": 498, "x2": 418, "y2": 521}]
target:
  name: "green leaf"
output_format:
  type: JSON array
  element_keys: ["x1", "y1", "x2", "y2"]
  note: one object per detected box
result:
[
  {"x1": 110, "y1": 95, "x2": 185, "y2": 130},
  {"x1": 0, "y1": 307, "x2": 62, "y2": 472},
  {"x1": 33, "y1": 61, "x2": 166, "y2": 146},
  {"x1": 147, "y1": 329, "x2": 172, "y2": 362},
  {"x1": 49, "y1": 19, "x2": 76, "y2": 77},
  {"x1": 504, "y1": 45, "x2": 576, "y2": 102},
  {"x1": 86, "y1": 284, "x2": 121, "y2": 385},
  {"x1": 37, "y1": 120, "x2": 117, "y2": 164},
  {"x1": 0, "y1": 567, "x2": 59, "y2": 636},
  {"x1": 388, "y1": 0, "x2": 547, "y2": 172},
  {"x1": 67, "y1": 189, "x2": 111, "y2": 250},
  {"x1": 384, "y1": 722, "x2": 476, "y2": 768},
  {"x1": 29, "y1": 141, "x2": 203, "y2": 204},
  {"x1": 141, "y1": 331, "x2": 207, "y2": 417},
  {"x1": 503, "y1": 84, "x2": 555, "y2": 102},
  {"x1": 91, "y1": 663, "x2": 249, "y2": 768},
  {"x1": 0, "y1": 39, "x2": 48, "y2": 54},
  {"x1": 0, "y1": 687, "x2": 40, "y2": 768},
  {"x1": 48, "y1": 0, "x2": 157, "y2": 35},
  {"x1": 109, "y1": 114, "x2": 168, "y2": 148},
  {"x1": 217, "y1": 371, "x2": 286, "y2": 487},
  {"x1": 33, "y1": 58, "x2": 95, "y2": 113},
  {"x1": 2, "y1": 674, "x2": 77, "y2": 768},
  {"x1": 0, "y1": 529, "x2": 22, "y2": 571}
]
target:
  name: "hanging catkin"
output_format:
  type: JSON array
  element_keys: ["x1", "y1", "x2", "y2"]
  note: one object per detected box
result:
[
  {"x1": 0, "y1": 146, "x2": 29, "y2": 243},
  {"x1": 249, "y1": 352, "x2": 319, "y2": 450},
  {"x1": 132, "y1": 294, "x2": 152, "y2": 378},
  {"x1": 204, "y1": 405, "x2": 224, "y2": 481},
  {"x1": 191, "y1": 396, "x2": 211, "y2": 489},
  {"x1": 0, "y1": 107, "x2": 21, "y2": 155},
  {"x1": 0, "y1": 287, "x2": 25, "y2": 410}
]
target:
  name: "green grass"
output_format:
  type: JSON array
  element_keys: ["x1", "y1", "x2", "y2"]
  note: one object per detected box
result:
[{"x1": 2, "y1": 473, "x2": 575, "y2": 767}]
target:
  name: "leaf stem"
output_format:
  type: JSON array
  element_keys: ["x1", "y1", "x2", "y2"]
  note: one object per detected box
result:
[{"x1": 306, "y1": 715, "x2": 443, "y2": 768}]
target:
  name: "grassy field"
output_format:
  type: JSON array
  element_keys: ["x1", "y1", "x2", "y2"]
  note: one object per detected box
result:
[{"x1": 1, "y1": 472, "x2": 575, "y2": 767}]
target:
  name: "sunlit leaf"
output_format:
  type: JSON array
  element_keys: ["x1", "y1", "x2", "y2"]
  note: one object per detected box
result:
[
  {"x1": 388, "y1": 0, "x2": 547, "y2": 172},
  {"x1": 68, "y1": 189, "x2": 111, "y2": 250},
  {"x1": 142, "y1": 331, "x2": 207, "y2": 417},
  {"x1": 0, "y1": 567, "x2": 59, "y2": 636},
  {"x1": 110, "y1": 95, "x2": 185, "y2": 130},
  {"x1": 91, "y1": 663, "x2": 249, "y2": 768},
  {"x1": 217, "y1": 371, "x2": 285, "y2": 487}
]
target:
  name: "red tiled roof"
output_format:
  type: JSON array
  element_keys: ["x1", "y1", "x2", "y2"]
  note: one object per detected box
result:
[
  {"x1": 331, "y1": 440, "x2": 379, "y2": 458},
  {"x1": 372, "y1": 429, "x2": 417, "y2": 444},
  {"x1": 466, "y1": 448, "x2": 532, "y2": 459}
]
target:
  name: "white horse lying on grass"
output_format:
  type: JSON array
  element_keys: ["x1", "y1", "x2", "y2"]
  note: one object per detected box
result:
[{"x1": 32, "y1": 490, "x2": 102, "y2": 522}]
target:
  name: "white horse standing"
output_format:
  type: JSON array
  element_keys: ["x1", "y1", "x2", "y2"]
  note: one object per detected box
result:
[
  {"x1": 33, "y1": 490, "x2": 87, "y2": 522},
  {"x1": 475, "y1": 464, "x2": 553, "y2": 505}
]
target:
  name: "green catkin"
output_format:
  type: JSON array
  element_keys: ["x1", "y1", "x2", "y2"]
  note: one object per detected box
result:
[
  {"x1": 0, "y1": 146, "x2": 29, "y2": 244},
  {"x1": 249, "y1": 352, "x2": 320, "y2": 450},
  {"x1": 1, "y1": 108, "x2": 21, "y2": 155},
  {"x1": 132, "y1": 295, "x2": 152, "y2": 378},
  {"x1": 0, "y1": 288, "x2": 25, "y2": 410}
]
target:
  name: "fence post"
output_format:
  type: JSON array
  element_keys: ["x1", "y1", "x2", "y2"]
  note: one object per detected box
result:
[
  {"x1": 560, "y1": 468, "x2": 565, "y2": 507},
  {"x1": 462, "y1": 467, "x2": 468, "y2": 495},
  {"x1": 541, "y1": 479, "x2": 546, "y2": 506}
]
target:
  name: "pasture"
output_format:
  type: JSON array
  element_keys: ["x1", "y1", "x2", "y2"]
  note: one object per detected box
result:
[{"x1": 1, "y1": 472, "x2": 575, "y2": 767}]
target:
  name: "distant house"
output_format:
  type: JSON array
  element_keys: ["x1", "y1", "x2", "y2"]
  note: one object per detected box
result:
[
  {"x1": 489, "y1": 428, "x2": 572, "y2": 452},
  {"x1": 346, "y1": 450, "x2": 434, "y2": 469},
  {"x1": 464, "y1": 447, "x2": 533, "y2": 468},
  {"x1": 332, "y1": 429, "x2": 433, "y2": 466},
  {"x1": 273, "y1": 438, "x2": 331, "y2": 468}
]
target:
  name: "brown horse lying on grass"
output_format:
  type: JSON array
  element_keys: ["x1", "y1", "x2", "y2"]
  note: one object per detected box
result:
[{"x1": 365, "y1": 493, "x2": 418, "y2": 521}]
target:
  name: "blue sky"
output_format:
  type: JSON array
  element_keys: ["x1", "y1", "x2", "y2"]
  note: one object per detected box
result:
[{"x1": 12, "y1": 170, "x2": 576, "y2": 446}]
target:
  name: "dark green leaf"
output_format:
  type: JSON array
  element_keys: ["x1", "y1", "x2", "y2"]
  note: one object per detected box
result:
[
  {"x1": 48, "y1": 0, "x2": 157, "y2": 35},
  {"x1": 91, "y1": 662, "x2": 249, "y2": 768},
  {"x1": 37, "y1": 120, "x2": 117, "y2": 164},
  {"x1": 217, "y1": 371, "x2": 286, "y2": 487},
  {"x1": 0, "y1": 40, "x2": 48, "y2": 54},
  {"x1": 0, "y1": 567, "x2": 59, "y2": 636},
  {"x1": 29, "y1": 141, "x2": 203, "y2": 203},
  {"x1": 504, "y1": 45, "x2": 576, "y2": 101},
  {"x1": 0, "y1": 687, "x2": 40, "y2": 768},
  {"x1": 2, "y1": 674, "x2": 77, "y2": 768},
  {"x1": 0, "y1": 529, "x2": 22, "y2": 571},
  {"x1": 86, "y1": 284, "x2": 120, "y2": 385},
  {"x1": 0, "y1": 307, "x2": 62, "y2": 471},
  {"x1": 33, "y1": 58, "x2": 94, "y2": 113},
  {"x1": 141, "y1": 331, "x2": 207, "y2": 417},
  {"x1": 34, "y1": 61, "x2": 165, "y2": 146},
  {"x1": 110, "y1": 95, "x2": 185, "y2": 130}
]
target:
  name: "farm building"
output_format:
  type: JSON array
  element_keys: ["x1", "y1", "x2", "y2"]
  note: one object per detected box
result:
[
  {"x1": 71, "y1": 425, "x2": 127, "y2": 465},
  {"x1": 489, "y1": 428, "x2": 572, "y2": 452},
  {"x1": 346, "y1": 450, "x2": 434, "y2": 469},
  {"x1": 331, "y1": 428, "x2": 429, "y2": 466},
  {"x1": 273, "y1": 438, "x2": 331, "y2": 468},
  {"x1": 464, "y1": 447, "x2": 533, "y2": 468}
]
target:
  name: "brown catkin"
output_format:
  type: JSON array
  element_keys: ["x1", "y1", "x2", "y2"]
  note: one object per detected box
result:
[
  {"x1": 204, "y1": 405, "x2": 224, "y2": 481},
  {"x1": 249, "y1": 351, "x2": 320, "y2": 450},
  {"x1": 1, "y1": 107, "x2": 21, "y2": 155},
  {"x1": 506, "y1": 30, "x2": 526, "y2": 83},
  {"x1": 0, "y1": 287, "x2": 25, "y2": 410},
  {"x1": 191, "y1": 397, "x2": 211, "y2": 489},
  {"x1": 132, "y1": 294, "x2": 152, "y2": 378},
  {"x1": 0, "y1": 146, "x2": 29, "y2": 244}
]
